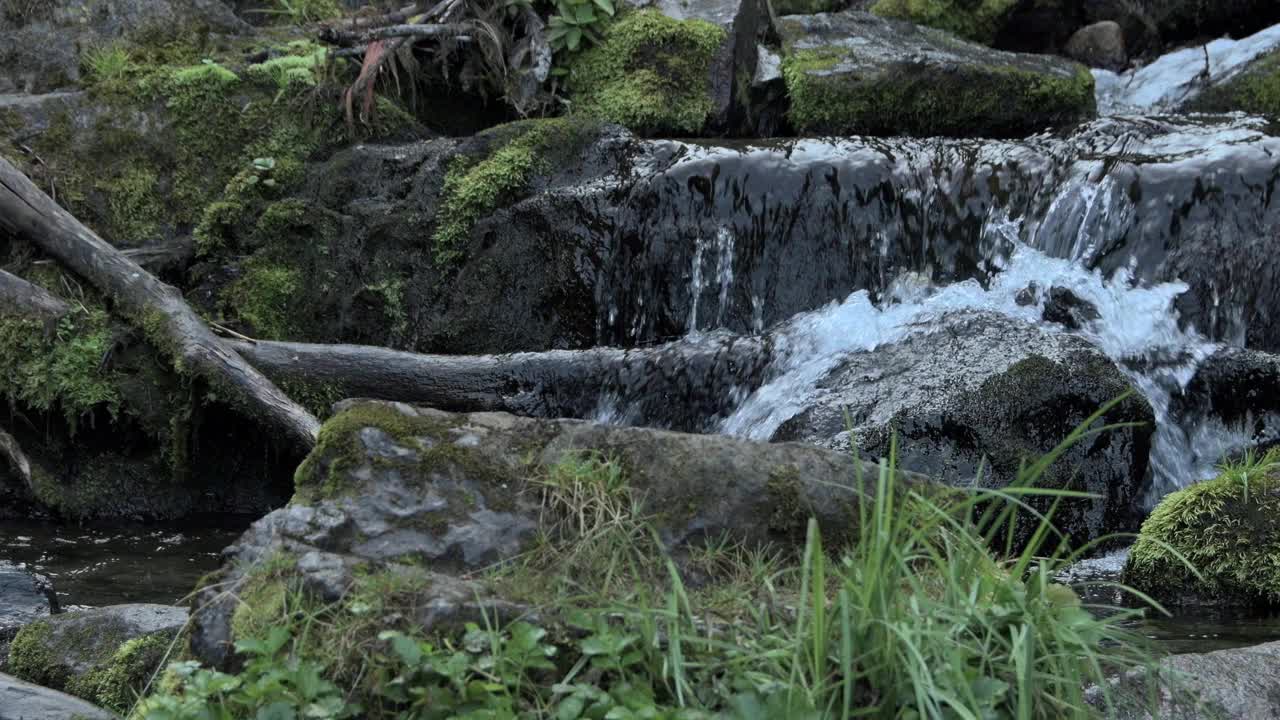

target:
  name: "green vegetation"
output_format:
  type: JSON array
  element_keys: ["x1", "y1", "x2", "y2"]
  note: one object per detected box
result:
[
  {"x1": 870, "y1": 0, "x2": 1020, "y2": 45},
  {"x1": 82, "y1": 44, "x2": 136, "y2": 93},
  {"x1": 258, "y1": 0, "x2": 343, "y2": 25},
  {"x1": 1126, "y1": 448, "x2": 1280, "y2": 606},
  {"x1": 567, "y1": 10, "x2": 725, "y2": 135},
  {"x1": 543, "y1": 0, "x2": 618, "y2": 53},
  {"x1": 226, "y1": 263, "x2": 302, "y2": 340},
  {"x1": 432, "y1": 118, "x2": 601, "y2": 265},
  {"x1": 0, "y1": 310, "x2": 121, "y2": 432},
  {"x1": 1187, "y1": 51, "x2": 1280, "y2": 117},
  {"x1": 134, "y1": 416, "x2": 1162, "y2": 719},
  {"x1": 782, "y1": 44, "x2": 1095, "y2": 137}
]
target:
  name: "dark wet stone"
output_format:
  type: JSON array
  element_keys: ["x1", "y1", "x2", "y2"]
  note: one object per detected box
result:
[
  {"x1": 1065, "y1": 21, "x2": 1127, "y2": 71},
  {"x1": 774, "y1": 310, "x2": 1153, "y2": 545},
  {"x1": 1042, "y1": 286, "x2": 1101, "y2": 330}
]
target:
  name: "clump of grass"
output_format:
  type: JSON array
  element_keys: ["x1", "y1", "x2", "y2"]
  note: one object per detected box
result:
[
  {"x1": 135, "y1": 402, "x2": 1164, "y2": 718},
  {"x1": 82, "y1": 44, "x2": 136, "y2": 93},
  {"x1": 257, "y1": 0, "x2": 342, "y2": 25}
]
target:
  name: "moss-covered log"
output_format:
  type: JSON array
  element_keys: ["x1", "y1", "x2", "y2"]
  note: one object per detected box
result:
[
  {"x1": 0, "y1": 156, "x2": 321, "y2": 451},
  {"x1": 0, "y1": 268, "x2": 69, "y2": 325}
]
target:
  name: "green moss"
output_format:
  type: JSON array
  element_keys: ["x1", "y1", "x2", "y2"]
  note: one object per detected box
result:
[
  {"x1": 69, "y1": 634, "x2": 173, "y2": 713},
  {"x1": 246, "y1": 47, "x2": 327, "y2": 94},
  {"x1": 773, "y1": 0, "x2": 846, "y2": 14},
  {"x1": 766, "y1": 465, "x2": 811, "y2": 536},
  {"x1": 0, "y1": 310, "x2": 121, "y2": 431},
  {"x1": 870, "y1": 0, "x2": 1020, "y2": 45},
  {"x1": 225, "y1": 263, "x2": 302, "y2": 340},
  {"x1": 6, "y1": 620, "x2": 59, "y2": 687},
  {"x1": 432, "y1": 118, "x2": 601, "y2": 265},
  {"x1": 783, "y1": 47, "x2": 1094, "y2": 136},
  {"x1": 1126, "y1": 449, "x2": 1280, "y2": 606},
  {"x1": 231, "y1": 575, "x2": 292, "y2": 643},
  {"x1": 1187, "y1": 52, "x2": 1280, "y2": 117},
  {"x1": 566, "y1": 10, "x2": 725, "y2": 135},
  {"x1": 96, "y1": 165, "x2": 163, "y2": 242}
]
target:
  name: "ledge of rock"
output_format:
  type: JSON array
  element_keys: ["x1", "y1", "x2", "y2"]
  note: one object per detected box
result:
[{"x1": 778, "y1": 10, "x2": 1096, "y2": 137}]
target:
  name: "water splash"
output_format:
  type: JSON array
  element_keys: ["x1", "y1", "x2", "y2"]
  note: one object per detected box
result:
[{"x1": 721, "y1": 216, "x2": 1225, "y2": 498}]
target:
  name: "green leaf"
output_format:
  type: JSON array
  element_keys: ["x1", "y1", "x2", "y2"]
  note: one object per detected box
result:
[{"x1": 566, "y1": 27, "x2": 583, "y2": 51}]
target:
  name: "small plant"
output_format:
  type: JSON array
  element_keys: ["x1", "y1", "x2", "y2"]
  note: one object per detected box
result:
[
  {"x1": 258, "y1": 0, "x2": 342, "y2": 25},
  {"x1": 132, "y1": 627, "x2": 356, "y2": 720},
  {"x1": 83, "y1": 44, "x2": 135, "y2": 92}
]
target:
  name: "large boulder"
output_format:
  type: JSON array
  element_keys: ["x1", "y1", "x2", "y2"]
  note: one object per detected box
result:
[
  {"x1": 772, "y1": 311, "x2": 1153, "y2": 544},
  {"x1": 0, "y1": 0, "x2": 247, "y2": 93},
  {"x1": 777, "y1": 10, "x2": 1095, "y2": 137},
  {"x1": 1124, "y1": 451, "x2": 1280, "y2": 609},
  {"x1": 0, "y1": 672, "x2": 116, "y2": 720},
  {"x1": 190, "y1": 400, "x2": 926, "y2": 668},
  {"x1": 0, "y1": 562, "x2": 57, "y2": 671},
  {"x1": 7, "y1": 604, "x2": 188, "y2": 713}
]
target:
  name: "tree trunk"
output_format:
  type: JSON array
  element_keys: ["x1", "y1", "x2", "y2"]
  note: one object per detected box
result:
[
  {"x1": 0, "y1": 157, "x2": 320, "y2": 450},
  {"x1": 229, "y1": 335, "x2": 771, "y2": 424},
  {"x1": 0, "y1": 427, "x2": 32, "y2": 491}
]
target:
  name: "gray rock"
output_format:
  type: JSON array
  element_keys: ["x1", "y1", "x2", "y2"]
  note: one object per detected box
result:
[
  {"x1": 777, "y1": 10, "x2": 1095, "y2": 137},
  {"x1": 190, "y1": 402, "x2": 928, "y2": 668},
  {"x1": 0, "y1": 562, "x2": 57, "y2": 671},
  {"x1": 1065, "y1": 21, "x2": 1127, "y2": 71},
  {"x1": 774, "y1": 311, "x2": 1153, "y2": 544},
  {"x1": 1099, "y1": 639, "x2": 1280, "y2": 719},
  {"x1": 7, "y1": 604, "x2": 187, "y2": 696},
  {"x1": 0, "y1": 0, "x2": 247, "y2": 93},
  {"x1": 0, "y1": 672, "x2": 117, "y2": 720},
  {"x1": 1042, "y1": 286, "x2": 1101, "y2": 330}
]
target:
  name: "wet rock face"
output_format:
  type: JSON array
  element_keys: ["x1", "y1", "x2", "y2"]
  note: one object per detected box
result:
[
  {"x1": 0, "y1": 0, "x2": 246, "y2": 93},
  {"x1": 777, "y1": 10, "x2": 1095, "y2": 138},
  {"x1": 0, "y1": 563, "x2": 57, "y2": 671},
  {"x1": 774, "y1": 311, "x2": 1154, "y2": 544},
  {"x1": 0, "y1": 672, "x2": 117, "y2": 720},
  {"x1": 190, "y1": 400, "x2": 923, "y2": 668}
]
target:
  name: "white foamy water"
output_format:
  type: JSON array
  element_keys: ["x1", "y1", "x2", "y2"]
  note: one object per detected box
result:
[
  {"x1": 721, "y1": 215, "x2": 1237, "y2": 500},
  {"x1": 1094, "y1": 23, "x2": 1280, "y2": 115}
]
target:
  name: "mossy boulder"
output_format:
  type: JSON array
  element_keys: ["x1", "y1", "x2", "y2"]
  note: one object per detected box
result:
[
  {"x1": 569, "y1": 0, "x2": 774, "y2": 136},
  {"x1": 1125, "y1": 450, "x2": 1280, "y2": 608},
  {"x1": 7, "y1": 603, "x2": 187, "y2": 713},
  {"x1": 774, "y1": 311, "x2": 1154, "y2": 546},
  {"x1": 1184, "y1": 50, "x2": 1280, "y2": 118},
  {"x1": 191, "y1": 401, "x2": 929, "y2": 668},
  {"x1": 779, "y1": 10, "x2": 1095, "y2": 137},
  {"x1": 0, "y1": 562, "x2": 57, "y2": 672}
]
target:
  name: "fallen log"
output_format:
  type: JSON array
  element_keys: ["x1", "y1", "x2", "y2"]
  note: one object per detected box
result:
[
  {"x1": 229, "y1": 334, "x2": 772, "y2": 427},
  {"x1": 0, "y1": 157, "x2": 320, "y2": 450},
  {"x1": 0, "y1": 269, "x2": 70, "y2": 324}
]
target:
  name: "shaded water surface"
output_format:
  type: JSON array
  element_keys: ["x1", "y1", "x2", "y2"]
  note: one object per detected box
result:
[{"x1": 0, "y1": 519, "x2": 246, "y2": 608}]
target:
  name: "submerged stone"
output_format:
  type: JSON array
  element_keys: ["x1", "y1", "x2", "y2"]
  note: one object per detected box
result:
[{"x1": 779, "y1": 10, "x2": 1095, "y2": 137}]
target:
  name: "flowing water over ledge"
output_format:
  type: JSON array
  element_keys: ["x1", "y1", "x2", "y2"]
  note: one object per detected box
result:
[{"x1": 0, "y1": 520, "x2": 245, "y2": 608}]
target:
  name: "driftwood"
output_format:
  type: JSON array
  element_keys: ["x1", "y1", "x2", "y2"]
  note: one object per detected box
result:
[
  {"x1": 320, "y1": 22, "x2": 470, "y2": 47},
  {"x1": 0, "y1": 156, "x2": 321, "y2": 450},
  {"x1": 0, "y1": 268, "x2": 70, "y2": 324},
  {"x1": 229, "y1": 335, "x2": 771, "y2": 423}
]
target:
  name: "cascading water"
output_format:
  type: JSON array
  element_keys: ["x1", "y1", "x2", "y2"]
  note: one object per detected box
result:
[{"x1": 586, "y1": 28, "x2": 1280, "y2": 507}]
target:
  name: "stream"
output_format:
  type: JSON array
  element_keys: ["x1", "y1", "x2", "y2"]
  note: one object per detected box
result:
[{"x1": 6, "y1": 21, "x2": 1280, "y2": 663}]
